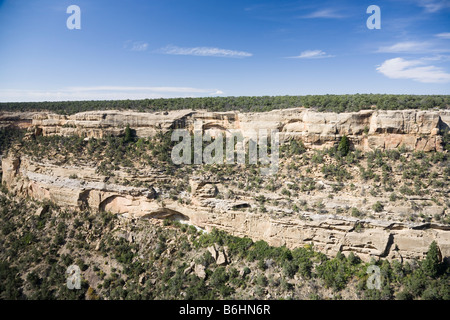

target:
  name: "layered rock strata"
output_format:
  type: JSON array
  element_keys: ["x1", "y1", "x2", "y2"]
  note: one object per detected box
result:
[
  {"x1": 0, "y1": 111, "x2": 40, "y2": 129},
  {"x1": 2, "y1": 154, "x2": 449, "y2": 263},
  {"x1": 2, "y1": 108, "x2": 449, "y2": 263},
  {"x1": 30, "y1": 108, "x2": 450, "y2": 152}
]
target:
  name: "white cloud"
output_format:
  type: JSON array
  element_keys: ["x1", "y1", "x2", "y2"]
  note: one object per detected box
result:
[
  {"x1": 123, "y1": 40, "x2": 149, "y2": 52},
  {"x1": 376, "y1": 57, "x2": 450, "y2": 83},
  {"x1": 377, "y1": 41, "x2": 450, "y2": 55},
  {"x1": 435, "y1": 32, "x2": 450, "y2": 39},
  {"x1": 300, "y1": 9, "x2": 346, "y2": 19},
  {"x1": 158, "y1": 45, "x2": 252, "y2": 58},
  {"x1": 67, "y1": 86, "x2": 215, "y2": 93},
  {"x1": 287, "y1": 50, "x2": 335, "y2": 59},
  {"x1": 0, "y1": 86, "x2": 224, "y2": 102},
  {"x1": 131, "y1": 42, "x2": 148, "y2": 52},
  {"x1": 421, "y1": 54, "x2": 450, "y2": 61},
  {"x1": 417, "y1": 0, "x2": 450, "y2": 12},
  {"x1": 377, "y1": 41, "x2": 432, "y2": 53}
]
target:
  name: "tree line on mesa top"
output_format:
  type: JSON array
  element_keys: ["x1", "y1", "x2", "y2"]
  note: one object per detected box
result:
[{"x1": 0, "y1": 94, "x2": 449, "y2": 115}]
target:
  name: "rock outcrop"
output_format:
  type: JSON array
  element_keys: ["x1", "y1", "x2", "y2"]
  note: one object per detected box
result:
[
  {"x1": 2, "y1": 153, "x2": 449, "y2": 264},
  {"x1": 2, "y1": 107, "x2": 449, "y2": 264},
  {"x1": 30, "y1": 108, "x2": 449, "y2": 152},
  {"x1": 0, "y1": 111, "x2": 40, "y2": 129}
]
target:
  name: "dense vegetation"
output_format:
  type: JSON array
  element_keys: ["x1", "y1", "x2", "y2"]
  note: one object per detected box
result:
[
  {"x1": 0, "y1": 190, "x2": 448, "y2": 300},
  {"x1": 1, "y1": 94, "x2": 449, "y2": 115},
  {"x1": 0, "y1": 128, "x2": 24, "y2": 156}
]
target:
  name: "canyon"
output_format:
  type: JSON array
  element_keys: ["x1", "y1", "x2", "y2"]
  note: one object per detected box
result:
[{"x1": 1, "y1": 108, "x2": 449, "y2": 264}]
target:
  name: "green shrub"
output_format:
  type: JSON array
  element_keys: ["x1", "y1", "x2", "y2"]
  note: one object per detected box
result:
[
  {"x1": 256, "y1": 274, "x2": 268, "y2": 287},
  {"x1": 282, "y1": 261, "x2": 297, "y2": 279},
  {"x1": 316, "y1": 253, "x2": 356, "y2": 291},
  {"x1": 372, "y1": 201, "x2": 384, "y2": 213},
  {"x1": 288, "y1": 140, "x2": 306, "y2": 156},
  {"x1": 351, "y1": 208, "x2": 361, "y2": 217}
]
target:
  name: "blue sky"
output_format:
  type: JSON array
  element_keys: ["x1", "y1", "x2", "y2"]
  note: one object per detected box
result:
[{"x1": 0, "y1": 0, "x2": 449, "y2": 102}]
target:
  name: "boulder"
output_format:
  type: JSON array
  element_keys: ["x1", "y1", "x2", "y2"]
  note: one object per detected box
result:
[
  {"x1": 207, "y1": 245, "x2": 218, "y2": 260},
  {"x1": 207, "y1": 244, "x2": 228, "y2": 265},
  {"x1": 34, "y1": 205, "x2": 49, "y2": 217},
  {"x1": 184, "y1": 262, "x2": 195, "y2": 275},
  {"x1": 194, "y1": 264, "x2": 206, "y2": 279},
  {"x1": 216, "y1": 250, "x2": 228, "y2": 265}
]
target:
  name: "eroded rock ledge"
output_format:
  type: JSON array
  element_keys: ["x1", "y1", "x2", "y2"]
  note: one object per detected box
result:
[
  {"x1": 2, "y1": 154, "x2": 449, "y2": 263},
  {"x1": 29, "y1": 108, "x2": 450, "y2": 152}
]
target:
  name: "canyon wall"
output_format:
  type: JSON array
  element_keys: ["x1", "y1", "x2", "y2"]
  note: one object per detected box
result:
[
  {"x1": 30, "y1": 108, "x2": 450, "y2": 152},
  {"x1": 0, "y1": 111, "x2": 40, "y2": 129},
  {"x1": 2, "y1": 153, "x2": 449, "y2": 264},
  {"x1": 2, "y1": 108, "x2": 450, "y2": 263}
]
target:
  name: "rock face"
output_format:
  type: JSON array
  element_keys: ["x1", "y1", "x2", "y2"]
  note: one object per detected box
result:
[
  {"x1": 0, "y1": 111, "x2": 40, "y2": 129},
  {"x1": 31, "y1": 110, "x2": 194, "y2": 139},
  {"x1": 2, "y1": 153, "x2": 449, "y2": 264},
  {"x1": 30, "y1": 108, "x2": 449, "y2": 152},
  {"x1": 2, "y1": 108, "x2": 450, "y2": 264}
]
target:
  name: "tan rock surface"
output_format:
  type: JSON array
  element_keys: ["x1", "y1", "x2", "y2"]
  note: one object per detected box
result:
[
  {"x1": 30, "y1": 108, "x2": 449, "y2": 152},
  {"x1": 2, "y1": 153, "x2": 449, "y2": 263},
  {"x1": 2, "y1": 108, "x2": 450, "y2": 264}
]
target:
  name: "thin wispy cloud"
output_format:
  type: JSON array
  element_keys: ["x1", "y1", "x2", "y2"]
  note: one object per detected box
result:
[
  {"x1": 376, "y1": 57, "x2": 450, "y2": 83},
  {"x1": 435, "y1": 32, "x2": 450, "y2": 39},
  {"x1": 416, "y1": 0, "x2": 450, "y2": 12},
  {"x1": 124, "y1": 40, "x2": 149, "y2": 52},
  {"x1": 0, "y1": 86, "x2": 224, "y2": 102},
  {"x1": 421, "y1": 54, "x2": 450, "y2": 61},
  {"x1": 300, "y1": 8, "x2": 346, "y2": 19},
  {"x1": 67, "y1": 86, "x2": 216, "y2": 93},
  {"x1": 158, "y1": 45, "x2": 252, "y2": 58},
  {"x1": 376, "y1": 41, "x2": 450, "y2": 54},
  {"x1": 377, "y1": 41, "x2": 432, "y2": 53},
  {"x1": 131, "y1": 42, "x2": 148, "y2": 52},
  {"x1": 287, "y1": 50, "x2": 335, "y2": 59}
]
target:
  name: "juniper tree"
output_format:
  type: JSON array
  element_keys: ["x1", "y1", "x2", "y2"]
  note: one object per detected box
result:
[
  {"x1": 422, "y1": 241, "x2": 441, "y2": 278},
  {"x1": 337, "y1": 135, "x2": 350, "y2": 157},
  {"x1": 124, "y1": 124, "x2": 133, "y2": 143}
]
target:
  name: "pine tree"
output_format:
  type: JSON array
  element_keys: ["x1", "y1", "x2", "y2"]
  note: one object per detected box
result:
[
  {"x1": 422, "y1": 241, "x2": 441, "y2": 278},
  {"x1": 337, "y1": 135, "x2": 350, "y2": 156},
  {"x1": 124, "y1": 124, "x2": 132, "y2": 143}
]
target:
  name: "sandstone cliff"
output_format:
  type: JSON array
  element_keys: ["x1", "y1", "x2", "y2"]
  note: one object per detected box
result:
[
  {"x1": 0, "y1": 111, "x2": 40, "y2": 129},
  {"x1": 30, "y1": 108, "x2": 449, "y2": 152},
  {"x1": 2, "y1": 107, "x2": 449, "y2": 264},
  {"x1": 2, "y1": 153, "x2": 449, "y2": 264}
]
